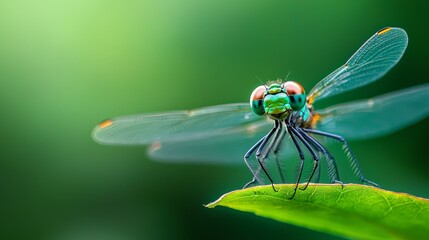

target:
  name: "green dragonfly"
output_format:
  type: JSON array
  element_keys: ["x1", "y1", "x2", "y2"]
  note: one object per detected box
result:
[{"x1": 93, "y1": 27, "x2": 429, "y2": 198}]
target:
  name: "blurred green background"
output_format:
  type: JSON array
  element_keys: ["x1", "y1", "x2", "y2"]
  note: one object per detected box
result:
[{"x1": 0, "y1": 1, "x2": 428, "y2": 239}]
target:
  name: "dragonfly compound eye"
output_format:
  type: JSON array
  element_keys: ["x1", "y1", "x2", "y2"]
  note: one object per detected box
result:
[
  {"x1": 283, "y1": 81, "x2": 306, "y2": 111},
  {"x1": 250, "y1": 85, "x2": 266, "y2": 115}
]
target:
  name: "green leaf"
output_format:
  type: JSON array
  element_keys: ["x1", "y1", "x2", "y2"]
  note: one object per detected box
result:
[{"x1": 206, "y1": 184, "x2": 429, "y2": 240}]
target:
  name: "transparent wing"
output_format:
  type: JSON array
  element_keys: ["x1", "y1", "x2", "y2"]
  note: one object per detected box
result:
[
  {"x1": 92, "y1": 103, "x2": 269, "y2": 145},
  {"x1": 148, "y1": 121, "x2": 272, "y2": 164},
  {"x1": 150, "y1": 122, "x2": 300, "y2": 167},
  {"x1": 308, "y1": 27, "x2": 408, "y2": 104},
  {"x1": 314, "y1": 84, "x2": 429, "y2": 140}
]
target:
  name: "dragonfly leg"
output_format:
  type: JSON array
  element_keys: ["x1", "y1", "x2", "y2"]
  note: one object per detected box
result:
[
  {"x1": 243, "y1": 177, "x2": 258, "y2": 189},
  {"x1": 256, "y1": 121, "x2": 280, "y2": 191},
  {"x1": 286, "y1": 113, "x2": 305, "y2": 160},
  {"x1": 243, "y1": 135, "x2": 283, "y2": 189},
  {"x1": 285, "y1": 124, "x2": 306, "y2": 199},
  {"x1": 288, "y1": 125, "x2": 320, "y2": 194},
  {"x1": 302, "y1": 128, "x2": 379, "y2": 187},
  {"x1": 256, "y1": 121, "x2": 279, "y2": 156},
  {"x1": 262, "y1": 122, "x2": 286, "y2": 183},
  {"x1": 243, "y1": 121, "x2": 280, "y2": 191},
  {"x1": 298, "y1": 129, "x2": 341, "y2": 188},
  {"x1": 273, "y1": 128, "x2": 286, "y2": 183},
  {"x1": 243, "y1": 137, "x2": 264, "y2": 189}
]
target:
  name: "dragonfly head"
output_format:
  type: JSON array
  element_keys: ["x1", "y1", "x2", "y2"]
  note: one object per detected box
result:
[{"x1": 250, "y1": 81, "x2": 307, "y2": 119}]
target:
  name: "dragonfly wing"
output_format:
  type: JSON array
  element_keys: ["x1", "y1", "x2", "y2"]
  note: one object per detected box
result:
[
  {"x1": 92, "y1": 103, "x2": 274, "y2": 163},
  {"x1": 308, "y1": 27, "x2": 408, "y2": 104},
  {"x1": 92, "y1": 103, "x2": 269, "y2": 145},
  {"x1": 314, "y1": 84, "x2": 429, "y2": 140},
  {"x1": 149, "y1": 120, "x2": 272, "y2": 164},
  {"x1": 150, "y1": 121, "x2": 302, "y2": 167}
]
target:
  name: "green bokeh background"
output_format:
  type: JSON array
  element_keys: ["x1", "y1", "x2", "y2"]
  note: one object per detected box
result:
[{"x1": 0, "y1": 1, "x2": 428, "y2": 239}]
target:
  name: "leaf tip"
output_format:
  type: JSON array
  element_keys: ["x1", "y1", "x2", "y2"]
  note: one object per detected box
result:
[
  {"x1": 205, "y1": 191, "x2": 231, "y2": 208},
  {"x1": 204, "y1": 202, "x2": 216, "y2": 208}
]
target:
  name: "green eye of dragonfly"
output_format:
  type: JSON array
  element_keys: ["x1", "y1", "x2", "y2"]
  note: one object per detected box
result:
[
  {"x1": 282, "y1": 81, "x2": 306, "y2": 110},
  {"x1": 250, "y1": 85, "x2": 266, "y2": 116}
]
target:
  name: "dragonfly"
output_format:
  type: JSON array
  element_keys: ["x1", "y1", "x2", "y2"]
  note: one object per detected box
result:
[{"x1": 93, "y1": 27, "x2": 429, "y2": 198}]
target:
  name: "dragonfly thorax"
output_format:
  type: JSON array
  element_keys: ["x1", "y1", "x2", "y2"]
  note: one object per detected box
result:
[{"x1": 250, "y1": 81, "x2": 307, "y2": 120}]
